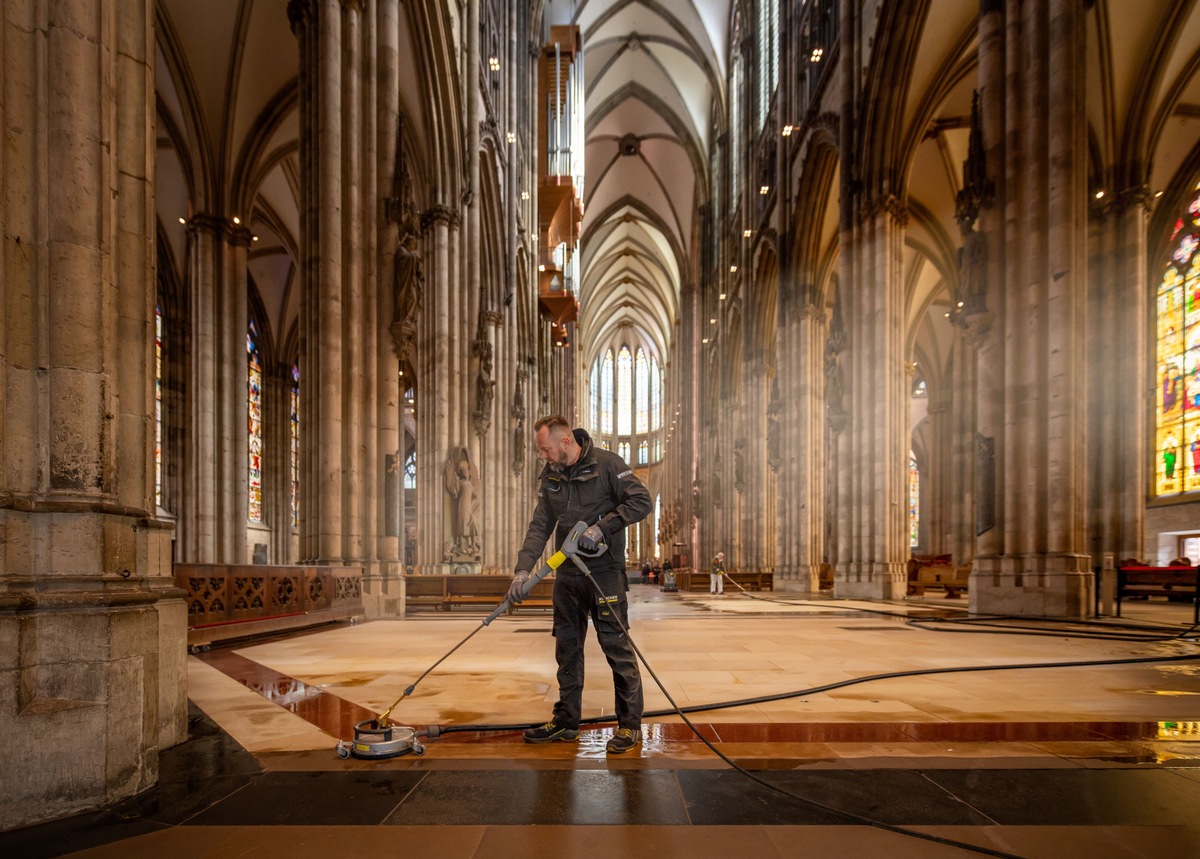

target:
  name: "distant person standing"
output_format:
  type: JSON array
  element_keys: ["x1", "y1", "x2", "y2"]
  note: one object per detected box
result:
[{"x1": 710, "y1": 551, "x2": 726, "y2": 594}]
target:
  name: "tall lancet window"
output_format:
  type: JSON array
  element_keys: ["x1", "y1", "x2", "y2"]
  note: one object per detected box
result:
[
  {"x1": 155, "y1": 303, "x2": 163, "y2": 507},
  {"x1": 290, "y1": 362, "x2": 300, "y2": 527},
  {"x1": 617, "y1": 346, "x2": 633, "y2": 435},
  {"x1": 590, "y1": 359, "x2": 600, "y2": 431},
  {"x1": 600, "y1": 350, "x2": 614, "y2": 434},
  {"x1": 618, "y1": 440, "x2": 630, "y2": 463},
  {"x1": 1156, "y1": 194, "x2": 1200, "y2": 496},
  {"x1": 650, "y1": 356, "x2": 661, "y2": 431},
  {"x1": 635, "y1": 348, "x2": 649, "y2": 433},
  {"x1": 247, "y1": 320, "x2": 264, "y2": 522},
  {"x1": 908, "y1": 451, "x2": 920, "y2": 548}
]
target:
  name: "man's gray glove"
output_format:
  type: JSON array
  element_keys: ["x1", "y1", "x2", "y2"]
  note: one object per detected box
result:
[
  {"x1": 507, "y1": 571, "x2": 530, "y2": 604},
  {"x1": 578, "y1": 524, "x2": 605, "y2": 553}
]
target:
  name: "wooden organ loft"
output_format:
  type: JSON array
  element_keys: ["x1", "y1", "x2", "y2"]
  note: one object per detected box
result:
[{"x1": 537, "y1": 25, "x2": 583, "y2": 349}]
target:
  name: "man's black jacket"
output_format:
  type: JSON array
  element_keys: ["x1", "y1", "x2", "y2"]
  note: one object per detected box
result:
[{"x1": 515, "y1": 428, "x2": 652, "y2": 574}]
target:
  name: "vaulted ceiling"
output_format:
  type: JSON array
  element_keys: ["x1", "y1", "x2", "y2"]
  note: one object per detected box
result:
[{"x1": 548, "y1": 0, "x2": 731, "y2": 369}]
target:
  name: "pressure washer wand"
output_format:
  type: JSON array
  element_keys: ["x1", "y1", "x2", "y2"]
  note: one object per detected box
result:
[{"x1": 375, "y1": 521, "x2": 589, "y2": 727}]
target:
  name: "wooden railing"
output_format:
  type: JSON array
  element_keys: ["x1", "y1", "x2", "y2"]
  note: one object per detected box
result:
[
  {"x1": 175, "y1": 564, "x2": 363, "y2": 649},
  {"x1": 670, "y1": 570, "x2": 774, "y2": 593}
]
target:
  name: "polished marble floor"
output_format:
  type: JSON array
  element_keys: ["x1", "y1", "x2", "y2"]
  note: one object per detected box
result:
[{"x1": 4, "y1": 585, "x2": 1200, "y2": 858}]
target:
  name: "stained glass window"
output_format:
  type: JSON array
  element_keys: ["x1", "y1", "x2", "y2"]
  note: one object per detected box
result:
[
  {"x1": 248, "y1": 320, "x2": 263, "y2": 521},
  {"x1": 290, "y1": 362, "x2": 300, "y2": 527},
  {"x1": 757, "y1": 0, "x2": 779, "y2": 129},
  {"x1": 1155, "y1": 192, "x2": 1200, "y2": 497},
  {"x1": 404, "y1": 451, "x2": 417, "y2": 490},
  {"x1": 600, "y1": 350, "x2": 614, "y2": 434},
  {"x1": 650, "y1": 357, "x2": 661, "y2": 431},
  {"x1": 617, "y1": 346, "x2": 633, "y2": 435},
  {"x1": 638, "y1": 440, "x2": 648, "y2": 465},
  {"x1": 618, "y1": 441, "x2": 630, "y2": 462},
  {"x1": 655, "y1": 438, "x2": 661, "y2": 460},
  {"x1": 155, "y1": 303, "x2": 163, "y2": 508},
  {"x1": 909, "y1": 451, "x2": 920, "y2": 548},
  {"x1": 636, "y1": 349, "x2": 649, "y2": 433}
]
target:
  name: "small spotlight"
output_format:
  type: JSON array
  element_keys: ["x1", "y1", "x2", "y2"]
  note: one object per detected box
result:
[
  {"x1": 957, "y1": 301, "x2": 963, "y2": 307},
  {"x1": 232, "y1": 216, "x2": 241, "y2": 224},
  {"x1": 178, "y1": 216, "x2": 186, "y2": 225},
  {"x1": 506, "y1": 132, "x2": 516, "y2": 143},
  {"x1": 252, "y1": 235, "x2": 259, "y2": 242},
  {"x1": 782, "y1": 125, "x2": 793, "y2": 137},
  {"x1": 538, "y1": 264, "x2": 545, "y2": 272},
  {"x1": 944, "y1": 312, "x2": 950, "y2": 318},
  {"x1": 709, "y1": 318, "x2": 716, "y2": 324},
  {"x1": 759, "y1": 185, "x2": 769, "y2": 195},
  {"x1": 1094, "y1": 190, "x2": 1105, "y2": 200},
  {"x1": 702, "y1": 337, "x2": 709, "y2": 344},
  {"x1": 810, "y1": 48, "x2": 824, "y2": 63},
  {"x1": 719, "y1": 293, "x2": 726, "y2": 300},
  {"x1": 489, "y1": 57, "x2": 500, "y2": 71},
  {"x1": 521, "y1": 190, "x2": 530, "y2": 200},
  {"x1": 1156, "y1": 190, "x2": 1164, "y2": 198},
  {"x1": 730, "y1": 265, "x2": 737, "y2": 273},
  {"x1": 743, "y1": 229, "x2": 752, "y2": 237}
]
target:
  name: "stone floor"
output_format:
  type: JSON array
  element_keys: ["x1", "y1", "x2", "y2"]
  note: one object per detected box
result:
[{"x1": 4, "y1": 584, "x2": 1200, "y2": 858}]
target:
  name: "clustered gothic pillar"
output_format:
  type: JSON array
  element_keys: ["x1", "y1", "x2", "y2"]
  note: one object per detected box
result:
[
  {"x1": 970, "y1": 0, "x2": 1092, "y2": 615},
  {"x1": 0, "y1": 0, "x2": 185, "y2": 829},
  {"x1": 776, "y1": 302, "x2": 825, "y2": 591},
  {"x1": 180, "y1": 216, "x2": 249, "y2": 563},
  {"x1": 837, "y1": 197, "x2": 909, "y2": 600}
]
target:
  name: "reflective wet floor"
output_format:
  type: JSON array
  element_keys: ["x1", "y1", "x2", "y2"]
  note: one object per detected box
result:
[{"x1": 4, "y1": 587, "x2": 1200, "y2": 858}]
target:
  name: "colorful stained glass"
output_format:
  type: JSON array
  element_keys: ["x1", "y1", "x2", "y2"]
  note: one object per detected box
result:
[
  {"x1": 617, "y1": 346, "x2": 633, "y2": 435},
  {"x1": 636, "y1": 349, "x2": 649, "y2": 433},
  {"x1": 1155, "y1": 194, "x2": 1200, "y2": 496},
  {"x1": 638, "y1": 440, "x2": 648, "y2": 465},
  {"x1": 1175, "y1": 234, "x2": 1198, "y2": 264},
  {"x1": 248, "y1": 321, "x2": 263, "y2": 521},
  {"x1": 290, "y1": 362, "x2": 299, "y2": 528},
  {"x1": 908, "y1": 451, "x2": 920, "y2": 548},
  {"x1": 155, "y1": 303, "x2": 163, "y2": 508}
]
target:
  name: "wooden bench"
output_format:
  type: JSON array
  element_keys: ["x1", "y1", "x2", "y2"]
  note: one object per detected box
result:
[
  {"x1": 910, "y1": 564, "x2": 970, "y2": 598},
  {"x1": 1116, "y1": 564, "x2": 1199, "y2": 623},
  {"x1": 403, "y1": 574, "x2": 555, "y2": 613},
  {"x1": 671, "y1": 570, "x2": 774, "y2": 592}
]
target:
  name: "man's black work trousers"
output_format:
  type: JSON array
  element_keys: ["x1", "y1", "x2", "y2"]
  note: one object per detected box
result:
[{"x1": 550, "y1": 566, "x2": 642, "y2": 732}]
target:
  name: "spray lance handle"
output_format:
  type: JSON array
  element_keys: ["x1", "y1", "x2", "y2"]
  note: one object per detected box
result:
[{"x1": 483, "y1": 521, "x2": 590, "y2": 625}]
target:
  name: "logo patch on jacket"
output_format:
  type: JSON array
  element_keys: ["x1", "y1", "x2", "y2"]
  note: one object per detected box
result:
[{"x1": 617, "y1": 469, "x2": 632, "y2": 479}]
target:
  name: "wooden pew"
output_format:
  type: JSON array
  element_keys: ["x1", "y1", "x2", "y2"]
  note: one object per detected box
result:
[{"x1": 1116, "y1": 564, "x2": 1199, "y2": 623}]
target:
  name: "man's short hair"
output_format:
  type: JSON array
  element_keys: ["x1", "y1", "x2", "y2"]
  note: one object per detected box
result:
[{"x1": 534, "y1": 414, "x2": 572, "y2": 435}]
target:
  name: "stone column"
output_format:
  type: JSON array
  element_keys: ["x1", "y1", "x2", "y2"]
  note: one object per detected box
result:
[
  {"x1": 837, "y1": 198, "x2": 909, "y2": 600},
  {"x1": 182, "y1": 215, "x2": 249, "y2": 565},
  {"x1": 0, "y1": 0, "x2": 185, "y2": 829},
  {"x1": 1086, "y1": 190, "x2": 1148, "y2": 564},
  {"x1": 971, "y1": 0, "x2": 1092, "y2": 616},
  {"x1": 777, "y1": 301, "x2": 825, "y2": 591}
]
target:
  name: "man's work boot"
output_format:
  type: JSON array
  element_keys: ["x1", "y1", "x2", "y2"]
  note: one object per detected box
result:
[
  {"x1": 523, "y1": 720, "x2": 580, "y2": 744},
  {"x1": 606, "y1": 727, "x2": 641, "y2": 754}
]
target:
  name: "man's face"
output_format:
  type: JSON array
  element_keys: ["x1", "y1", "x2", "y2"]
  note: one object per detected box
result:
[{"x1": 535, "y1": 426, "x2": 571, "y2": 466}]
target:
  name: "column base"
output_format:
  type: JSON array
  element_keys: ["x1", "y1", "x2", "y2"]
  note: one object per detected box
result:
[
  {"x1": 835, "y1": 562, "x2": 907, "y2": 600},
  {"x1": 969, "y1": 555, "x2": 1095, "y2": 618},
  {"x1": 361, "y1": 560, "x2": 407, "y2": 619},
  {"x1": 774, "y1": 565, "x2": 821, "y2": 593}
]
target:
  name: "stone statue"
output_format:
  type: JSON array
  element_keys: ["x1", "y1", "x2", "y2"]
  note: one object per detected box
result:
[
  {"x1": 390, "y1": 231, "x2": 423, "y2": 360},
  {"x1": 442, "y1": 446, "x2": 481, "y2": 562},
  {"x1": 471, "y1": 332, "x2": 496, "y2": 437}
]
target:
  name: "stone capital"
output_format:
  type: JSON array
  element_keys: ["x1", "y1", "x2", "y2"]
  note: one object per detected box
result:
[
  {"x1": 421, "y1": 204, "x2": 460, "y2": 231},
  {"x1": 862, "y1": 193, "x2": 909, "y2": 227}
]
